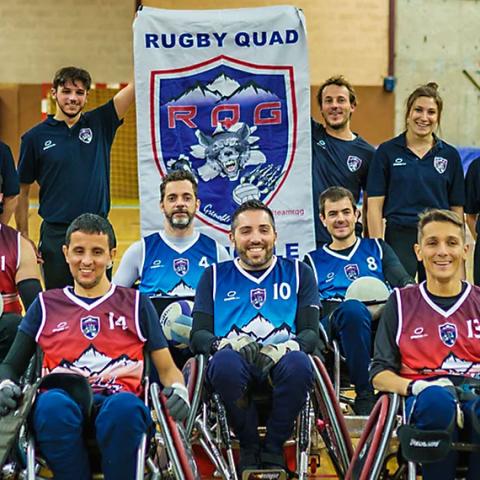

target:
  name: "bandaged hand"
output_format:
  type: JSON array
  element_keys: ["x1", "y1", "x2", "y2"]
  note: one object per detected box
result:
[
  {"x1": 163, "y1": 382, "x2": 190, "y2": 422},
  {"x1": 216, "y1": 335, "x2": 261, "y2": 364},
  {"x1": 0, "y1": 379, "x2": 21, "y2": 416},
  {"x1": 411, "y1": 378, "x2": 455, "y2": 396},
  {"x1": 255, "y1": 340, "x2": 300, "y2": 376}
]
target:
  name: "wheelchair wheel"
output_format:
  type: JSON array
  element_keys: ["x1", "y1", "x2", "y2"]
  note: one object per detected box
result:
[
  {"x1": 346, "y1": 393, "x2": 400, "y2": 480},
  {"x1": 182, "y1": 355, "x2": 206, "y2": 438},
  {"x1": 150, "y1": 383, "x2": 200, "y2": 480},
  {"x1": 310, "y1": 355, "x2": 353, "y2": 477}
]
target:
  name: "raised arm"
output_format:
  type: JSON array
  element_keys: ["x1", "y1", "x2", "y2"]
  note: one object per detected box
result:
[{"x1": 113, "y1": 82, "x2": 135, "y2": 120}]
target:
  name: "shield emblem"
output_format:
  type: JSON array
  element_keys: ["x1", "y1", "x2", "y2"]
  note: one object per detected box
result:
[
  {"x1": 344, "y1": 264, "x2": 360, "y2": 281},
  {"x1": 79, "y1": 128, "x2": 93, "y2": 144},
  {"x1": 439, "y1": 322, "x2": 457, "y2": 347},
  {"x1": 150, "y1": 56, "x2": 294, "y2": 233},
  {"x1": 81, "y1": 316, "x2": 100, "y2": 340},
  {"x1": 346, "y1": 155, "x2": 362, "y2": 172},
  {"x1": 433, "y1": 156, "x2": 447, "y2": 174},
  {"x1": 173, "y1": 258, "x2": 189, "y2": 277},
  {"x1": 250, "y1": 288, "x2": 266, "y2": 309}
]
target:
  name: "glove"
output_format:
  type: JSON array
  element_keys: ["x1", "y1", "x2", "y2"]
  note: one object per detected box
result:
[
  {"x1": 163, "y1": 382, "x2": 190, "y2": 422},
  {"x1": 255, "y1": 340, "x2": 300, "y2": 376},
  {"x1": 411, "y1": 378, "x2": 455, "y2": 396},
  {"x1": 216, "y1": 335, "x2": 261, "y2": 364},
  {"x1": 0, "y1": 379, "x2": 21, "y2": 416}
]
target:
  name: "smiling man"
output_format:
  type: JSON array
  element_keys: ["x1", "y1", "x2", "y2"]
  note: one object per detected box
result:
[
  {"x1": 16, "y1": 66, "x2": 135, "y2": 289},
  {"x1": 191, "y1": 200, "x2": 320, "y2": 475},
  {"x1": 0, "y1": 214, "x2": 188, "y2": 480},
  {"x1": 371, "y1": 209, "x2": 480, "y2": 480},
  {"x1": 304, "y1": 186, "x2": 413, "y2": 415},
  {"x1": 311, "y1": 75, "x2": 375, "y2": 246}
]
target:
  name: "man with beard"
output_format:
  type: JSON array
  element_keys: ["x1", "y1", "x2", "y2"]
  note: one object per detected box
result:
[
  {"x1": 114, "y1": 170, "x2": 229, "y2": 362},
  {"x1": 16, "y1": 66, "x2": 134, "y2": 289},
  {"x1": 304, "y1": 187, "x2": 413, "y2": 415},
  {"x1": 191, "y1": 200, "x2": 319, "y2": 474},
  {"x1": 312, "y1": 75, "x2": 375, "y2": 246}
]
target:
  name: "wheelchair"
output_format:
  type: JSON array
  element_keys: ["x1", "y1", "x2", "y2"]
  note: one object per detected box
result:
[
  {"x1": 346, "y1": 385, "x2": 480, "y2": 480},
  {"x1": 0, "y1": 359, "x2": 199, "y2": 479},
  {"x1": 182, "y1": 353, "x2": 353, "y2": 480}
]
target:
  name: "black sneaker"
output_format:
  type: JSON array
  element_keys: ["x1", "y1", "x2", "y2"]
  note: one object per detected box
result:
[
  {"x1": 353, "y1": 391, "x2": 376, "y2": 416},
  {"x1": 238, "y1": 446, "x2": 261, "y2": 476}
]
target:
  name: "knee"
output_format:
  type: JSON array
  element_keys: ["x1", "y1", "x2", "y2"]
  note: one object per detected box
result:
[
  {"x1": 96, "y1": 393, "x2": 150, "y2": 437},
  {"x1": 413, "y1": 386, "x2": 456, "y2": 430},
  {"x1": 33, "y1": 389, "x2": 83, "y2": 434},
  {"x1": 336, "y1": 300, "x2": 371, "y2": 329},
  {"x1": 207, "y1": 349, "x2": 246, "y2": 388},
  {"x1": 273, "y1": 351, "x2": 313, "y2": 389}
]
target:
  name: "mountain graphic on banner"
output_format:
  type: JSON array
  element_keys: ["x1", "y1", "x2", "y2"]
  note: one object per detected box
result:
[
  {"x1": 225, "y1": 314, "x2": 292, "y2": 344},
  {"x1": 166, "y1": 74, "x2": 279, "y2": 106}
]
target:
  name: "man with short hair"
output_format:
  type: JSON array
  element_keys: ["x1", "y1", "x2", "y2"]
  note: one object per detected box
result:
[
  {"x1": 312, "y1": 75, "x2": 375, "y2": 246},
  {"x1": 114, "y1": 170, "x2": 230, "y2": 362},
  {"x1": 16, "y1": 66, "x2": 135, "y2": 289},
  {"x1": 191, "y1": 200, "x2": 319, "y2": 474},
  {"x1": 0, "y1": 213, "x2": 188, "y2": 480},
  {"x1": 371, "y1": 209, "x2": 480, "y2": 480},
  {"x1": 305, "y1": 186, "x2": 413, "y2": 415},
  {"x1": 114, "y1": 170, "x2": 230, "y2": 306},
  {"x1": 0, "y1": 221, "x2": 42, "y2": 361}
]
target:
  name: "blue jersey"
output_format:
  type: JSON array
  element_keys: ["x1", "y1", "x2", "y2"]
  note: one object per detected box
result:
[
  {"x1": 213, "y1": 256, "x2": 299, "y2": 342},
  {"x1": 140, "y1": 232, "x2": 222, "y2": 297},
  {"x1": 306, "y1": 238, "x2": 385, "y2": 301}
]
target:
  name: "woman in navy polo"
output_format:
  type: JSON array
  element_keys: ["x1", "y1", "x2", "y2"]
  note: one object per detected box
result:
[{"x1": 366, "y1": 83, "x2": 464, "y2": 280}]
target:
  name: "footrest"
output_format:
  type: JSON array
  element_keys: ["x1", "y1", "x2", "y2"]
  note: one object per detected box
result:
[{"x1": 242, "y1": 468, "x2": 288, "y2": 480}]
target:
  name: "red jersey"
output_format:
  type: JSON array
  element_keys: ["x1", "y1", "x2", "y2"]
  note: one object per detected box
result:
[
  {"x1": 37, "y1": 285, "x2": 146, "y2": 396},
  {"x1": 0, "y1": 223, "x2": 21, "y2": 314},
  {"x1": 397, "y1": 282, "x2": 480, "y2": 380}
]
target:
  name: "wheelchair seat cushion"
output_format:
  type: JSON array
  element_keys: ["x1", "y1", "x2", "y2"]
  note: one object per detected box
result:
[{"x1": 38, "y1": 373, "x2": 93, "y2": 419}]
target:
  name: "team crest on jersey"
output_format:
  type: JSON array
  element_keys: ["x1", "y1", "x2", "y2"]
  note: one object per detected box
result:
[
  {"x1": 439, "y1": 322, "x2": 457, "y2": 347},
  {"x1": 150, "y1": 56, "x2": 295, "y2": 233},
  {"x1": 173, "y1": 258, "x2": 189, "y2": 277},
  {"x1": 81, "y1": 316, "x2": 100, "y2": 340},
  {"x1": 344, "y1": 264, "x2": 360, "y2": 281},
  {"x1": 433, "y1": 156, "x2": 448, "y2": 174},
  {"x1": 79, "y1": 128, "x2": 93, "y2": 144},
  {"x1": 250, "y1": 288, "x2": 267, "y2": 309},
  {"x1": 347, "y1": 155, "x2": 362, "y2": 172}
]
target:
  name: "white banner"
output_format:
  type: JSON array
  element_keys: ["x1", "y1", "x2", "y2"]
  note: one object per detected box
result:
[{"x1": 133, "y1": 5, "x2": 315, "y2": 258}]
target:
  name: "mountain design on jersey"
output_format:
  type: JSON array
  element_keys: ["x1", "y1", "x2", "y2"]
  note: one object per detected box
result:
[
  {"x1": 46, "y1": 345, "x2": 143, "y2": 393},
  {"x1": 439, "y1": 353, "x2": 480, "y2": 376},
  {"x1": 224, "y1": 314, "x2": 292, "y2": 345},
  {"x1": 168, "y1": 279, "x2": 196, "y2": 296}
]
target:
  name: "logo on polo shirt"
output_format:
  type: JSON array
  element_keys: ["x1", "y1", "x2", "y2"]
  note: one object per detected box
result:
[
  {"x1": 434, "y1": 156, "x2": 448, "y2": 174},
  {"x1": 43, "y1": 140, "x2": 56, "y2": 151},
  {"x1": 346, "y1": 155, "x2": 362, "y2": 172},
  {"x1": 79, "y1": 128, "x2": 93, "y2": 144},
  {"x1": 393, "y1": 157, "x2": 406, "y2": 167}
]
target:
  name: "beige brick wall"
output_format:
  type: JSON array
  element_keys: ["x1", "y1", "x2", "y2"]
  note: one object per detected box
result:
[{"x1": 0, "y1": 0, "x2": 135, "y2": 83}]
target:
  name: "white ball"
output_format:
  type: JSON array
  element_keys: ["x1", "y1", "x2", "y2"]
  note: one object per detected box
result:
[{"x1": 159, "y1": 300, "x2": 194, "y2": 349}]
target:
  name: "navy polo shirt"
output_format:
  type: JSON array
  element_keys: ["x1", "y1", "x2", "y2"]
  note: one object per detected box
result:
[
  {"x1": 367, "y1": 132, "x2": 465, "y2": 227},
  {"x1": 311, "y1": 120, "x2": 374, "y2": 243},
  {"x1": 0, "y1": 141, "x2": 20, "y2": 198},
  {"x1": 17, "y1": 100, "x2": 122, "y2": 224},
  {"x1": 465, "y1": 157, "x2": 480, "y2": 234}
]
